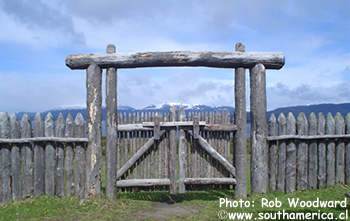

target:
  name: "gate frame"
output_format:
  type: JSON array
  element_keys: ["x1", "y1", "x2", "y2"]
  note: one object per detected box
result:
[{"x1": 65, "y1": 43, "x2": 285, "y2": 198}]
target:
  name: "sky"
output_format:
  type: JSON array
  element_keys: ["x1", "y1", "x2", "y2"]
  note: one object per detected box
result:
[{"x1": 0, "y1": 0, "x2": 349, "y2": 113}]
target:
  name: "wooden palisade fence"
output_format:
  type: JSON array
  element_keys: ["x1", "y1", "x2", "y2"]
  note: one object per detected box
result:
[{"x1": 267, "y1": 112, "x2": 350, "y2": 192}]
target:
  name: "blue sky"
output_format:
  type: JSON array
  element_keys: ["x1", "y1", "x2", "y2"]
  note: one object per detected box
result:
[{"x1": 0, "y1": 0, "x2": 349, "y2": 112}]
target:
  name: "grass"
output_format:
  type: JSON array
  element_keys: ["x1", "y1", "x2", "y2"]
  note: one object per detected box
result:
[{"x1": 0, "y1": 184, "x2": 349, "y2": 220}]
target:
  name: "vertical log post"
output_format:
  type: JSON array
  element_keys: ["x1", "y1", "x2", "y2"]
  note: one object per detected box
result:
[
  {"x1": 45, "y1": 113, "x2": 56, "y2": 195},
  {"x1": 234, "y1": 42, "x2": 247, "y2": 198},
  {"x1": 65, "y1": 114, "x2": 74, "y2": 196},
  {"x1": 286, "y1": 113, "x2": 296, "y2": 193},
  {"x1": 277, "y1": 113, "x2": 286, "y2": 192},
  {"x1": 86, "y1": 62, "x2": 102, "y2": 198},
  {"x1": 106, "y1": 44, "x2": 117, "y2": 199},
  {"x1": 21, "y1": 114, "x2": 33, "y2": 198},
  {"x1": 326, "y1": 113, "x2": 335, "y2": 186},
  {"x1": 335, "y1": 113, "x2": 345, "y2": 183},
  {"x1": 33, "y1": 113, "x2": 44, "y2": 197},
  {"x1": 250, "y1": 63, "x2": 268, "y2": 194},
  {"x1": 10, "y1": 114, "x2": 21, "y2": 200},
  {"x1": 318, "y1": 113, "x2": 326, "y2": 187},
  {"x1": 168, "y1": 106, "x2": 177, "y2": 194},
  {"x1": 0, "y1": 113, "x2": 11, "y2": 202},
  {"x1": 345, "y1": 113, "x2": 350, "y2": 184},
  {"x1": 268, "y1": 114, "x2": 277, "y2": 191},
  {"x1": 75, "y1": 113, "x2": 85, "y2": 198},
  {"x1": 55, "y1": 113, "x2": 65, "y2": 196},
  {"x1": 296, "y1": 113, "x2": 308, "y2": 190},
  {"x1": 178, "y1": 106, "x2": 187, "y2": 193},
  {"x1": 308, "y1": 113, "x2": 317, "y2": 189}
]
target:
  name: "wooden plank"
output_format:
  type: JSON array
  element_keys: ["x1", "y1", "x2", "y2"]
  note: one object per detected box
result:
[
  {"x1": 146, "y1": 113, "x2": 151, "y2": 179},
  {"x1": 308, "y1": 113, "x2": 317, "y2": 189},
  {"x1": 178, "y1": 106, "x2": 186, "y2": 193},
  {"x1": 117, "y1": 179, "x2": 170, "y2": 187},
  {"x1": 184, "y1": 178, "x2": 236, "y2": 185},
  {"x1": 0, "y1": 112, "x2": 11, "y2": 202},
  {"x1": 326, "y1": 113, "x2": 335, "y2": 186},
  {"x1": 296, "y1": 113, "x2": 308, "y2": 191},
  {"x1": 153, "y1": 114, "x2": 160, "y2": 179},
  {"x1": 64, "y1": 113, "x2": 74, "y2": 196},
  {"x1": 250, "y1": 63, "x2": 268, "y2": 194},
  {"x1": 335, "y1": 113, "x2": 345, "y2": 184},
  {"x1": 208, "y1": 112, "x2": 215, "y2": 178},
  {"x1": 318, "y1": 113, "x2": 326, "y2": 187},
  {"x1": 74, "y1": 113, "x2": 85, "y2": 198},
  {"x1": 168, "y1": 106, "x2": 177, "y2": 194},
  {"x1": 105, "y1": 44, "x2": 117, "y2": 199},
  {"x1": 268, "y1": 114, "x2": 277, "y2": 191},
  {"x1": 44, "y1": 112, "x2": 56, "y2": 195},
  {"x1": 192, "y1": 132, "x2": 236, "y2": 177},
  {"x1": 161, "y1": 113, "x2": 168, "y2": 178},
  {"x1": 277, "y1": 113, "x2": 286, "y2": 192},
  {"x1": 66, "y1": 51, "x2": 285, "y2": 70},
  {"x1": 86, "y1": 63, "x2": 102, "y2": 198},
  {"x1": 286, "y1": 113, "x2": 296, "y2": 193},
  {"x1": 55, "y1": 113, "x2": 65, "y2": 196},
  {"x1": 20, "y1": 114, "x2": 33, "y2": 198},
  {"x1": 10, "y1": 114, "x2": 21, "y2": 200},
  {"x1": 346, "y1": 113, "x2": 350, "y2": 184},
  {"x1": 267, "y1": 134, "x2": 350, "y2": 141},
  {"x1": 33, "y1": 112, "x2": 44, "y2": 197},
  {"x1": 116, "y1": 132, "x2": 165, "y2": 180},
  {"x1": 234, "y1": 43, "x2": 247, "y2": 198}
]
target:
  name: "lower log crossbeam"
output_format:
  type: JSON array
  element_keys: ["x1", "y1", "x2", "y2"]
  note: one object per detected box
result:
[{"x1": 116, "y1": 178, "x2": 236, "y2": 187}]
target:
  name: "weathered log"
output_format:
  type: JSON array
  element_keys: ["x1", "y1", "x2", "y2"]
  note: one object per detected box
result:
[
  {"x1": 318, "y1": 113, "x2": 326, "y2": 187},
  {"x1": 178, "y1": 106, "x2": 186, "y2": 193},
  {"x1": 64, "y1": 113, "x2": 74, "y2": 196},
  {"x1": 10, "y1": 114, "x2": 21, "y2": 200},
  {"x1": 277, "y1": 113, "x2": 286, "y2": 192},
  {"x1": 296, "y1": 113, "x2": 308, "y2": 190},
  {"x1": 190, "y1": 132, "x2": 236, "y2": 177},
  {"x1": 66, "y1": 51, "x2": 285, "y2": 70},
  {"x1": 0, "y1": 137, "x2": 88, "y2": 143},
  {"x1": 44, "y1": 113, "x2": 56, "y2": 195},
  {"x1": 116, "y1": 131, "x2": 165, "y2": 180},
  {"x1": 250, "y1": 63, "x2": 268, "y2": 194},
  {"x1": 326, "y1": 113, "x2": 335, "y2": 186},
  {"x1": 0, "y1": 113, "x2": 11, "y2": 202},
  {"x1": 308, "y1": 113, "x2": 317, "y2": 189},
  {"x1": 142, "y1": 121, "x2": 237, "y2": 131},
  {"x1": 55, "y1": 113, "x2": 65, "y2": 196},
  {"x1": 168, "y1": 106, "x2": 177, "y2": 194},
  {"x1": 20, "y1": 114, "x2": 33, "y2": 198},
  {"x1": 335, "y1": 113, "x2": 345, "y2": 184},
  {"x1": 234, "y1": 42, "x2": 247, "y2": 198},
  {"x1": 33, "y1": 112, "x2": 44, "y2": 197},
  {"x1": 117, "y1": 179, "x2": 170, "y2": 187},
  {"x1": 86, "y1": 63, "x2": 102, "y2": 198},
  {"x1": 345, "y1": 113, "x2": 350, "y2": 184},
  {"x1": 184, "y1": 178, "x2": 237, "y2": 185},
  {"x1": 286, "y1": 113, "x2": 296, "y2": 193},
  {"x1": 267, "y1": 134, "x2": 350, "y2": 141},
  {"x1": 74, "y1": 113, "x2": 85, "y2": 198},
  {"x1": 268, "y1": 114, "x2": 277, "y2": 191},
  {"x1": 105, "y1": 44, "x2": 117, "y2": 199}
]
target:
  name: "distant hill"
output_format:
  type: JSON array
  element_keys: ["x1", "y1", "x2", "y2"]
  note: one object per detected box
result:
[{"x1": 15, "y1": 102, "x2": 350, "y2": 122}]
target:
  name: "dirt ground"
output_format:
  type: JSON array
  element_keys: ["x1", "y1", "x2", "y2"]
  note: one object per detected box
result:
[{"x1": 133, "y1": 202, "x2": 200, "y2": 220}]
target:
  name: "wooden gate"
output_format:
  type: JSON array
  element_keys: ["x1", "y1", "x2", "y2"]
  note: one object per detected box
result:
[{"x1": 115, "y1": 107, "x2": 237, "y2": 194}]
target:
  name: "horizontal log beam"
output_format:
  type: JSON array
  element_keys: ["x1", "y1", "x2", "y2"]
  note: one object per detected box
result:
[
  {"x1": 116, "y1": 131, "x2": 165, "y2": 180},
  {"x1": 115, "y1": 178, "x2": 237, "y2": 187},
  {"x1": 66, "y1": 51, "x2": 285, "y2": 70},
  {"x1": 0, "y1": 137, "x2": 88, "y2": 144},
  {"x1": 187, "y1": 131, "x2": 236, "y2": 177},
  {"x1": 184, "y1": 178, "x2": 236, "y2": 185},
  {"x1": 143, "y1": 121, "x2": 237, "y2": 131},
  {"x1": 118, "y1": 124, "x2": 152, "y2": 131},
  {"x1": 267, "y1": 134, "x2": 350, "y2": 141},
  {"x1": 116, "y1": 179, "x2": 170, "y2": 187}
]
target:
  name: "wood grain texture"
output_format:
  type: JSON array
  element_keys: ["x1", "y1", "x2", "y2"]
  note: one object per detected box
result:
[
  {"x1": 277, "y1": 113, "x2": 286, "y2": 192},
  {"x1": 64, "y1": 113, "x2": 74, "y2": 196},
  {"x1": 86, "y1": 63, "x2": 102, "y2": 198},
  {"x1": 345, "y1": 113, "x2": 350, "y2": 184},
  {"x1": 326, "y1": 113, "x2": 335, "y2": 186},
  {"x1": 168, "y1": 106, "x2": 177, "y2": 194},
  {"x1": 178, "y1": 106, "x2": 186, "y2": 193},
  {"x1": 268, "y1": 114, "x2": 277, "y2": 191},
  {"x1": 0, "y1": 112, "x2": 11, "y2": 202},
  {"x1": 250, "y1": 63, "x2": 268, "y2": 194},
  {"x1": 234, "y1": 42, "x2": 247, "y2": 198},
  {"x1": 335, "y1": 113, "x2": 345, "y2": 184},
  {"x1": 308, "y1": 113, "x2": 317, "y2": 189},
  {"x1": 296, "y1": 113, "x2": 308, "y2": 191},
  {"x1": 21, "y1": 114, "x2": 33, "y2": 198},
  {"x1": 66, "y1": 51, "x2": 285, "y2": 70},
  {"x1": 44, "y1": 113, "x2": 56, "y2": 195},
  {"x1": 318, "y1": 113, "x2": 326, "y2": 187},
  {"x1": 286, "y1": 113, "x2": 296, "y2": 193},
  {"x1": 105, "y1": 44, "x2": 117, "y2": 199},
  {"x1": 10, "y1": 114, "x2": 21, "y2": 200},
  {"x1": 33, "y1": 113, "x2": 44, "y2": 197},
  {"x1": 55, "y1": 113, "x2": 65, "y2": 196},
  {"x1": 74, "y1": 113, "x2": 85, "y2": 198}
]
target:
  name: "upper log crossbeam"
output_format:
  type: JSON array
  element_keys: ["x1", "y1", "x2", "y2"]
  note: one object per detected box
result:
[{"x1": 66, "y1": 51, "x2": 285, "y2": 70}]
